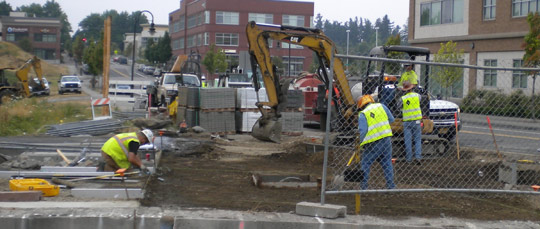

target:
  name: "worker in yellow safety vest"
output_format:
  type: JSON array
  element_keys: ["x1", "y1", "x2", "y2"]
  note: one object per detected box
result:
[
  {"x1": 399, "y1": 81, "x2": 423, "y2": 164},
  {"x1": 398, "y1": 63, "x2": 418, "y2": 90},
  {"x1": 357, "y1": 94, "x2": 395, "y2": 189},
  {"x1": 201, "y1": 75, "x2": 207, "y2": 88},
  {"x1": 101, "y1": 129, "x2": 154, "y2": 173}
]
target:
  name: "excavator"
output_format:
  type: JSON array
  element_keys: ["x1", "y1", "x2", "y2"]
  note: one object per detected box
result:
[
  {"x1": 0, "y1": 56, "x2": 46, "y2": 104},
  {"x1": 246, "y1": 21, "x2": 357, "y2": 142},
  {"x1": 246, "y1": 22, "x2": 435, "y2": 147}
]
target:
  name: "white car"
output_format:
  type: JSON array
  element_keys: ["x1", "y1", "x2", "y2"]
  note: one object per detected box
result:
[{"x1": 58, "y1": 75, "x2": 83, "y2": 94}]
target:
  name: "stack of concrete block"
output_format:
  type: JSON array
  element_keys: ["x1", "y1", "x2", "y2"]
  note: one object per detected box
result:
[
  {"x1": 236, "y1": 88, "x2": 268, "y2": 109},
  {"x1": 280, "y1": 111, "x2": 304, "y2": 135},
  {"x1": 197, "y1": 88, "x2": 236, "y2": 134},
  {"x1": 200, "y1": 88, "x2": 236, "y2": 109},
  {"x1": 286, "y1": 89, "x2": 304, "y2": 109},
  {"x1": 200, "y1": 110, "x2": 236, "y2": 133},
  {"x1": 178, "y1": 86, "x2": 200, "y2": 108},
  {"x1": 176, "y1": 107, "x2": 198, "y2": 127}
]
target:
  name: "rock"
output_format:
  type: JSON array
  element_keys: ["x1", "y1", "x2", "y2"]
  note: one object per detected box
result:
[
  {"x1": 132, "y1": 118, "x2": 172, "y2": 129},
  {"x1": 192, "y1": 126, "x2": 205, "y2": 133}
]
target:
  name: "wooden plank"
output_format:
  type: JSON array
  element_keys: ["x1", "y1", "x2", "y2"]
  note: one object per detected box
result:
[{"x1": 0, "y1": 191, "x2": 42, "y2": 202}]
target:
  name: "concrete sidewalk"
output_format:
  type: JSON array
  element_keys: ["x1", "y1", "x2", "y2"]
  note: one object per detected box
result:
[
  {"x1": 461, "y1": 112, "x2": 540, "y2": 131},
  {"x1": 1, "y1": 202, "x2": 538, "y2": 229}
]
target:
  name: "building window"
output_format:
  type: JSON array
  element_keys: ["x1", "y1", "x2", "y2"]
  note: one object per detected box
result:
[
  {"x1": 420, "y1": 0, "x2": 464, "y2": 26},
  {"x1": 216, "y1": 11, "x2": 239, "y2": 25},
  {"x1": 6, "y1": 34, "x2": 15, "y2": 41},
  {"x1": 34, "y1": 34, "x2": 56, "y2": 42},
  {"x1": 187, "y1": 35, "x2": 197, "y2": 48},
  {"x1": 215, "y1": 33, "x2": 239, "y2": 46},
  {"x1": 282, "y1": 15, "x2": 305, "y2": 27},
  {"x1": 512, "y1": 59, "x2": 527, "y2": 88},
  {"x1": 178, "y1": 16, "x2": 185, "y2": 31},
  {"x1": 172, "y1": 38, "x2": 185, "y2": 50},
  {"x1": 34, "y1": 49, "x2": 56, "y2": 60},
  {"x1": 179, "y1": 37, "x2": 185, "y2": 49},
  {"x1": 282, "y1": 57, "x2": 304, "y2": 76},
  {"x1": 484, "y1": 0, "x2": 496, "y2": 20},
  {"x1": 483, "y1": 59, "x2": 497, "y2": 87},
  {"x1": 281, "y1": 43, "x2": 303, "y2": 49},
  {"x1": 512, "y1": 0, "x2": 540, "y2": 17},
  {"x1": 248, "y1": 13, "x2": 273, "y2": 24},
  {"x1": 187, "y1": 12, "x2": 205, "y2": 28},
  {"x1": 204, "y1": 32, "x2": 209, "y2": 46},
  {"x1": 197, "y1": 33, "x2": 203, "y2": 46},
  {"x1": 205, "y1": 11, "x2": 210, "y2": 24}
]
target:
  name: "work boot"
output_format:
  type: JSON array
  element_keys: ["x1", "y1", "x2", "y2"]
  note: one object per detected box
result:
[{"x1": 415, "y1": 159, "x2": 422, "y2": 166}]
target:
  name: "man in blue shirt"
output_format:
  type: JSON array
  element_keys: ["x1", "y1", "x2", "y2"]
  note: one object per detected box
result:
[{"x1": 357, "y1": 95, "x2": 396, "y2": 189}]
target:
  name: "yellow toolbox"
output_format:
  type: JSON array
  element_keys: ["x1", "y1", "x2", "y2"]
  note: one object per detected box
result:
[{"x1": 9, "y1": 179, "x2": 60, "y2": 197}]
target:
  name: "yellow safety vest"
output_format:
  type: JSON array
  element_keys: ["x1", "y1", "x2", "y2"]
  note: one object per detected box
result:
[
  {"x1": 101, "y1": 132, "x2": 139, "y2": 168},
  {"x1": 401, "y1": 92, "x2": 422, "y2": 121},
  {"x1": 202, "y1": 82, "x2": 207, "y2": 88},
  {"x1": 360, "y1": 103, "x2": 393, "y2": 146}
]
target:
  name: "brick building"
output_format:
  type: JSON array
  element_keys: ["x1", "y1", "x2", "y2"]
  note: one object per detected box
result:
[
  {"x1": 408, "y1": 0, "x2": 536, "y2": 97},
  {"x1": 0, "y1": 12, "x2": 62, "y2": 63},
  {"x1": 169, "y1": 0, "x2": 314, "y2": 80}
]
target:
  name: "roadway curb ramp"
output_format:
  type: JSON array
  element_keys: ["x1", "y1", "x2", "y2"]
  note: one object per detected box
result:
[{"x1": 295, "y1": 201, "x2": 347, "y2": 219}]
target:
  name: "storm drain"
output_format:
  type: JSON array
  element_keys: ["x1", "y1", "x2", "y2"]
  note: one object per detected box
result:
[{"x1": 251, "y1": 173, "x2": 320, "y2": 188}]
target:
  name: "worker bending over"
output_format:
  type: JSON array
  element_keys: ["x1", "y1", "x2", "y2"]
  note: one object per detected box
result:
[
  {"x1": 399, "y1": 81, "x2": 423, "y2": 164},
  {"x1": 357, "y1": 95, "x2": 395, "y2": 189},
  {"x1": 101, "y1": 129, "x2": 154, "y2": 173}
]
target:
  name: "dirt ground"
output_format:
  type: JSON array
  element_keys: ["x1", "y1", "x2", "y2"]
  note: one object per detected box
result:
[{"x1": 141, "y1": 133, "x2": 540, "y2": 221}]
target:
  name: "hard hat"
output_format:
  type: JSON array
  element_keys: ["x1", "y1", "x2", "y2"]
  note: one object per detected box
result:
[
  {"x1": 201, "y1": 75, "x2": 206, "y2": 80},
  {"x1": 141, "y1": 129, "x2": 154, "y2": 144},
  {"x1": 357, "y1": 94, "x2": 374, "y2": 109}
]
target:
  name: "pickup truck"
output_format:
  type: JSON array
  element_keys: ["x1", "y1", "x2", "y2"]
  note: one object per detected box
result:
[{"x1": 155, "y1": 72, "x2": 200, "y2": 106}]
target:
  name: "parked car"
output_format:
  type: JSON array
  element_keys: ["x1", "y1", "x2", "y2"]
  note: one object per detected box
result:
[
  {"x1": 58, "y1": 75, "x2": 82, "y2": 94},
  {"x1": 138, "y1": 64, "x2": 146, "y2": 72},
  {"x1": 153, "y1": 68, "x2": 162, "y2": 77},
  {"x1": 144, "y1": 66, "x2": 155, "y2": 75},
  {"x1": 29, "y1": 77, "x2": 50, "y2": 96},
  {"x1": 109, "y1": 84, "x2": 132, "y2": 95}
]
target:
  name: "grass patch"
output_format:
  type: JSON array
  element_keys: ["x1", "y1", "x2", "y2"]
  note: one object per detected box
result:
[{"x1": 0, "y1": 98, "x2": 91, "y2": 136}]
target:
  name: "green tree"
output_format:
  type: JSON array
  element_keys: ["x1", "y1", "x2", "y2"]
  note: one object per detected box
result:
[
  {"x1": 202, "y1": 44, "x2": 228, "y2": 77},
  {"x1": 83, "y1": 36, "x2": 103, "y2": 77},
  {"x1": 144, "y1": 38, "x2": 157, "y2": 64},
  {"x1": 522, "y1": 12, "x2": 540, "y2": 119},
  {"x1": 17, "y1": 38, "x2": 33, "y2": 53},
  {"x1": 432, "y1": 41, "x2": 464, "y2": 99},
  {"x1": 384, "y1": 34, "x2": 403, "y2": 75},
  {"x1": 0, "y1": 1, "x2": 12, "y2": 16},
  {"x1": 72, "y1": 35, "x2": 85, "y2": 64},
  {"x1": 156, "y1": 32, "x2": 172, "y2": 64}
]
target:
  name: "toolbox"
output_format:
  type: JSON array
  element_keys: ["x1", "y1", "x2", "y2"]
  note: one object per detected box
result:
[{"x1": 9, "y1": 179, "x2": 60, "y2": 197}]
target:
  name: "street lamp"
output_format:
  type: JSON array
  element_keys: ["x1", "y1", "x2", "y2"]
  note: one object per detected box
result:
[
  {"x1": 374, "y1": 26, "x2": 379, "y2": 47},
  {"x1": 346, "y1": 29, "x2": 350, "y2": 71},
  {"x1": 131, "y1": 10, "x2": 155, "y2": 81}
]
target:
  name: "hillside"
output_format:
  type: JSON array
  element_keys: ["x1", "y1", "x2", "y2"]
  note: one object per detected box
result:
[{"x1": 0, "y1": 41, "x2": 68, "y2": 78}]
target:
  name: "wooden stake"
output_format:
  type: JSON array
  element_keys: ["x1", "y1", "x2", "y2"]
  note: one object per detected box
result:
[
  {"x1": 454, "y1": 113, "x2": 460, "y2": 160},
  {"x1": 355, "y1": 194, "x2": 361, "y2": 214},
  {"x1": 486, "y1": 116, "x2": 502, "y2": 159}
]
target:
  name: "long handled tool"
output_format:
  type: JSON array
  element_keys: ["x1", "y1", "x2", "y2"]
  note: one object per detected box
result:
[
  {"x1": 56, "y1": 149, "x2": 72, "y2": 165},
  {"x1": 486, "y1": 116, "x2": 502, "y2": 159},
  {"x1": 454, "y1": 113, "x2": 461, "y2": 160},
  {"x1": 51, "y1": 168, "x2": 138, "y2": 188}
]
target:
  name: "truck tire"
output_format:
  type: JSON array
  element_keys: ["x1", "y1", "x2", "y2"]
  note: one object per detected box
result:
[{"x1": 0, "y1": 90, "x2": 15, "y2": 105}]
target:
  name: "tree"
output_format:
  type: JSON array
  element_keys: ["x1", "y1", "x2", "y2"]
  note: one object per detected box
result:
[
  {"x1": 156, "y1": 32, "x2": 172, "y2": 64},
  {"x1": 72, "y1": 35, "x2": 85, "y2": 64},
  {"x1": 18, "y1": 38, "x2": 33, "y2": 53},
  {"x1": 384, "y1": 34, "x2": 404, "y2": 75},
  {"x1": 432, "y1": 41, "x2": 464, "y2": 99},
  {"x1": 144, "y1": 38, "x2": 157, "y2": 64},
  {"x1": 202, "y1": 44, "x2": 228, "y2": 77},
  {"x1": 522, "y1": 12, "x2": 540, "y2": 119},
  {"x1": 0, "y1": 1, "x2": 12, "y2": 16}
]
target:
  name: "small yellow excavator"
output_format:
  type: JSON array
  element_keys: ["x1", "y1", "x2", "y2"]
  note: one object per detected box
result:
[
  {"x1": 246, "y1": 21, "x2": 356, "y2": 142},
  {"x1": 0, "y1": 56, "x2": 46, "y2": 104}
]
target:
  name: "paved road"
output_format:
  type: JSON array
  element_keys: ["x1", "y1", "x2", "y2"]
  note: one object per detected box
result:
[{"x1": 459, "y1": 113, "x2": 540, "y2": 156}]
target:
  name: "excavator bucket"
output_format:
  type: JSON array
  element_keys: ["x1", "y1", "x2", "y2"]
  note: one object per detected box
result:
[{"x1": 251, "y1": 117, "x2": 282, "y2": 143}]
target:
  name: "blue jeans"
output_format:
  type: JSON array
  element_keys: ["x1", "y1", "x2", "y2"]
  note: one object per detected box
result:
[
  {"x1": 403, "y1": 120, "x2": 422, "y2": 161},
  {"x1": 360, "y1": 137, "x2": 395, "y2": 189}
]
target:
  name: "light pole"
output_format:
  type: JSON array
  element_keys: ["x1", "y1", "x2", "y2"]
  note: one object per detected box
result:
[
  {"x1": 374, "y1": 26, "x2": 379, "y2": 47},
  {"x1": 131, "y1": 10, "x2": 155, "y2": 81},
  {"x1": 346, "y1": 29, "x2": 350, "y2": 71}
]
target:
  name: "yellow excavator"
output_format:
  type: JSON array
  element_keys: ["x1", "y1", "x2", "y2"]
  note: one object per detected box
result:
[
  {"x1": 0, "y1": 56, "x2": 46, "y2": 104},
  {"x1": 246, "y1": 21, "x2": 357, "y2": 142}
]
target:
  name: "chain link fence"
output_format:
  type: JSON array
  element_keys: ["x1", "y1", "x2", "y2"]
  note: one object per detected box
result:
[{"x1": 320, "y1": 52, "x2": 540, "y2": 200}]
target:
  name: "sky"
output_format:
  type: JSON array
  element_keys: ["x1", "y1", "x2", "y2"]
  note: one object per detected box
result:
[{"x1": 8, "y1": 0, "x2": 410, "y2": 33}]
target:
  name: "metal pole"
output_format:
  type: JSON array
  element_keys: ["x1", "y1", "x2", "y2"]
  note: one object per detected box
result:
[
  {"x1": 375, "y1": 27, "x2": 379, "y2": 47},
  {"x1": 131, "y1": 14, "x2": 138, "y2": 82},
  {"x1": 288, "y1": 44, "x2": 291, "y2": 77},
  {"x1": 346, "y1": 30, "x2": 350, "y2": 71},
  {"x1": 320, "y1": 46, "x2": 335, "y2": 205}
]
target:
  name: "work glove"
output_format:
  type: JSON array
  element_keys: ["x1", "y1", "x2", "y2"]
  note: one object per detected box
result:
[{"x1": 140, "y1": 165, "x2": 151, "y2": 175}]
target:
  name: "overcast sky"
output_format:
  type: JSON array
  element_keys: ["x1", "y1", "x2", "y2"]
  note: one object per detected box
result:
[{"x1": 9, "y1": 0, "x2": 409, "y2": 33}]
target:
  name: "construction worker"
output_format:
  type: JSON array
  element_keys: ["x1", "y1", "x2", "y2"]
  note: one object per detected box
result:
[
  {"x1": 398, "y1": 63, "x2": 418, "y2": 90},
  {"x1": 201, "y1": 75, "x2": 207, "y2": 87},
  {"x1": 357, "y1": 94, "x2": 395, "y2": 189},
  {"x1": 100, "y1": 129, "x2": 154, "y2": 173},
  {"x1": 399, "y1": 81, "x2": 423, "y2": 164}
]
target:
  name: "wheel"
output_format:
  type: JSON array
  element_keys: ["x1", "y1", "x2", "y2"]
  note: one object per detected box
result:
[
  {"x1": 438, "y1": 127, "x2": 456, "y2": 141},
  {"x1": 0, "y1": 90, "x2": 15, "y2": 105}
]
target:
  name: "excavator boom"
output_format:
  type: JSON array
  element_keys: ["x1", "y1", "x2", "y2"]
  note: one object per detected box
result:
[
  {"x1": 246, "y1": 21, "x2": 356, "y2": 142},
  {"x1": 15, "y1": 56, "x2": 45, "y2": 97}
]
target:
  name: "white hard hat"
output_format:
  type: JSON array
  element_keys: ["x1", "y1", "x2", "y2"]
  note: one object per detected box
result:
[
  {"x1": 201, "y1": 75, "x2": 206, "y2": 80},
  {"x1": 141, "y1": 129, "x2": 154, "y2": 144}
]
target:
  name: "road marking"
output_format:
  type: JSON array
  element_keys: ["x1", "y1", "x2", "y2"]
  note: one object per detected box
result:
[
  {"x1": 111, "y1": 68, "x2": 129, "y2": 78},
  {"x1": 466, "y1": 125, "x2": 540, "y2": 135},
  {"x1": 460, "y1": 130, "x2": 540, "y2": 141}
]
